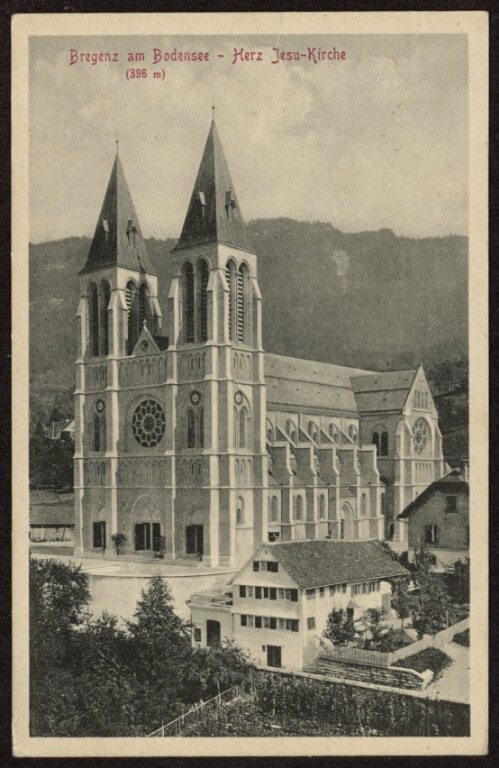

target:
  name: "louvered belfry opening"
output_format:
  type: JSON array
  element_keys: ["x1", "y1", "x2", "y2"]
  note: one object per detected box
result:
[
  {"x1": 126, "y1": 281, "x2": 139, "y2": 355},
  {"x1": 226, "y1": 260, "x2": 236, "y2": 342},
  {"x1": 182, "y1": 262, "x2": 195, "y2": 343},
  {"x1": 236, "y1": 267, "x2": 245, "y2": 342},
  {"x1": 100, "y1": 281, "x2": 111, "y2": 356},
  {"x1": 198, "y1": 260, "x2": 209, "y2": 342},
  {"x1": 89, "y1": 283, "x2": 100, "y2": 357}
]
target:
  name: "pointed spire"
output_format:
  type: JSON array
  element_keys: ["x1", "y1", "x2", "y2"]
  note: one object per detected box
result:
[
  {"x1": 80, "y1": 153, "x2": 155, "y2": 275},
  {"x1": 173, "y1": 119, "x2": 253, "y2": 253}
]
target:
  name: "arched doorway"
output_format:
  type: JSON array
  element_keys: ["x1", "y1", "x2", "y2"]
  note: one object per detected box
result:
[
  {"x1": 206, "y1": 620, "x2": 221, "y2": 646},
  {"x1": 341, "y1": 503, "x2": 355, "y2": 540}
]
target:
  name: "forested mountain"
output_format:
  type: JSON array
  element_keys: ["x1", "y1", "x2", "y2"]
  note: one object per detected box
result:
[{"x1": 29, "y1": 219, "x2": 468, "y2": 462}]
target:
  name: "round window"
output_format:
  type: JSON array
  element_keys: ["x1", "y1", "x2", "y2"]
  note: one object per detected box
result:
[{"x1": 132, "y1": 399, "x2": 166, "y2": 448}]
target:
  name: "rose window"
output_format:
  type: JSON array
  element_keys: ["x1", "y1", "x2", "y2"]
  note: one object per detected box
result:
[
  {"x1": 413, "y1": 417, "x2": 429, "y2": 455},
  {"x1": 132, "y1": 399, "x2": 166, "y2": 448}
]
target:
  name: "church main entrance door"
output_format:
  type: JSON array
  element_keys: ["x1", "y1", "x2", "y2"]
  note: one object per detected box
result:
[{"x1": 186, "y1": 524, "x2": 203, "y2": 556}]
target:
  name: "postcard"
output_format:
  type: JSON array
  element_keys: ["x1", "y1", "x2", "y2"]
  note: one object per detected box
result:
[{"x1": 12, "y1": 10, "x2": 488, "y2": 758}]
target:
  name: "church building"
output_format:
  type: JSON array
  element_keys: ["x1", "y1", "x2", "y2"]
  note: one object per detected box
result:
[{"x1": 74, "y1": 117, "x2": 447, "y2": 567}]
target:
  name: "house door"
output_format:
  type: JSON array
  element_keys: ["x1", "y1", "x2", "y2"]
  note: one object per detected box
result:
[
  {"x1": 135, "y1": 522, "x2": 151, "y2": 551},
  {"x1": 206, "y1": 620, "x2": 221, "y2": 647},
  {"x1": 267, "y1": 645, "x2": 282, "y2": 668},
  {"x1": 186, "y1": 524, "x2": 204, "y2": 555},
  {"x1": 93, "y1": 521, "x2": 106, "y2": 549}
]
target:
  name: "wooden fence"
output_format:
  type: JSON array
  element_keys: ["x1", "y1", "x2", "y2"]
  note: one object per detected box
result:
[
  {"x1": 319, "y1": 618, "x2": 469, "y2": 669},
  {"x1": 146, "y1": 686, "x2": 246, "y2": 737}
]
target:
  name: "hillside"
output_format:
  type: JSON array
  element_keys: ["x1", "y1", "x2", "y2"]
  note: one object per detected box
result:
[{"x1": 29, "y1": 219, "x2": 468, "y2": 461}]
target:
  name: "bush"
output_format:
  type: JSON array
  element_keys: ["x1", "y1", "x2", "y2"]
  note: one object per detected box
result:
[
  {"x1": 395, "y1": 647, "x2": 452, "y2": 680},
  {"x1": 453, "y1": 629, "x2": 470, "y2": 647}
]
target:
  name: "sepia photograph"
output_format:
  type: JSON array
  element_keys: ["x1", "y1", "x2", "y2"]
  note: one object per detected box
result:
[{"x1": 12, "y1": 11, "x2": 488, "y2": 758}]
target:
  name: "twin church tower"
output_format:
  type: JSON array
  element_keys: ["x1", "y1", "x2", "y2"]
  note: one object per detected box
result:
[{"x1": 74, "y1": 117, "x2": 445, "y2": 567}]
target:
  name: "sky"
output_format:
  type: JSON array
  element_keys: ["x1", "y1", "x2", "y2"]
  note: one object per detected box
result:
[{"x1": 29, "y1": 34, "x2": 468, "y2": 242}]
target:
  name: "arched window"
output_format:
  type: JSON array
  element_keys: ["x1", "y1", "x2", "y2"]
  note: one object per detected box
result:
[
  {"x1": 372, "y1": 431, "x2": 380, "y2": 453},
  {"x1": 349, "y1": 425, "x2": 358, "y2": 443},
  {"x1": 198, "y1": 409, "x2": 204, "y2": 449},
  {"x1": 361, "y1": 493, "x2": 367, "y2": 516},
  {"x1": 236, "y1": 497, "x2": 244, "y2": 525},
  {"x1": 286, "y1": 419, "x2": 297, "y2": 444},
  {"x1": 328, "y1": 423, "x2": 339, "y2": 442},
  {"x1": 388, "y1": 522, "x2": 395, "y2": 540},
  {"x1": 319, "y1": 495, "x2": 326, "y2": 519},
  {"x1": 138, "y1": 283, "x2": 152, "y2": 331},
  {"x1": 381, "y1": 431, "x2": 389, "y2": 456},
  {"x1": 237, "y1": 264, "x2": 249, "y2": 343},
  {"x1": 93, "y1": 413, "x2": 106, "y2": 452},
  {"x1": 182, "y1": 262, "x2": 195, "y2": 343},
  {"x1": 89, "y1": 283, "x2": 99, "y2": 357},
  {"x1": 99, "y1": 281, "x2": 111, "y2": 356},
  {"x1": 225, "y1": 260, "x2": 237, "y2": 342},
  {"x1": 238, "y1": 409, "x2": 247, "y2": 449},
  {"x1": 381, "y1": 493, "x2": 386, "y2": 516},
  {"x1": 187, "y1": 409, "x2": 195, "y2": 448},
  {"x1": 308, "y1": 421, "x2": 319, "y2": 443},
  {"x1": 126, "y1": 281, "x2": 138, "y2": 355},
  {"x1": 198, "y1": 259, "x2": 209, "y2": 342},
  {"x1": 271, "y1": 496, "x2": 279, "y2": 522},
  {"x1": 295, "y1": 495, "x2": 303, "y2": 521}
]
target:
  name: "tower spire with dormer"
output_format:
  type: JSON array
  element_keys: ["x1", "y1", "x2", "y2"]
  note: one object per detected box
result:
[
  {"x1": 80, "y1": 152, "x2": 155, "y2": 275},
  {"x1": 173, "y1": 119, "x2": 252, "y2": 253}
]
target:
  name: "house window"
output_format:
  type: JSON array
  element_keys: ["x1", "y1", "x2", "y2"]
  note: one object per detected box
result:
[
  {"x1": 255, "y1": 616, "x2": 262, "y2": 629},
  {"x1": 263, "y1": 587, "x2": 269, "y2": 599},
  {"x1": 193, "y1": 627, "x2": 202, "y2": 642},
  {"x1": 247, "y1": 586, "x2": 254, "y2": 598},
  {"x1": 290, "y1": 589, "x2": 298, "y2": 602},
  {"x1": 342, "y1": 584, "x2": 347, "y2": 593},
  {"x1": 241, "y1": 614, "x2": 247, "y2": 627},
  {"x1": 306, "y1": 589, "x2": 315, "y2": 599},
  {"x1": 269, "y1": 588, "x2": 277, "y2": 600},
  {"x1": 278, "y1": 618, "x2": 285, "y2": 630},
  {"x1": 425, "y1": 524, "x2": 439, "y2": 544},
  {"x1": 253, "y1": 561, "x2": 260, "y2": 572},
  {"x1": 255, "y1": 587, "x2": 262, "y2": 599},
  {"x1": 247, "y1": 615, "x2": 254, "y2": 627},
  {"x1": 319, "y1": 587, "x2": 325, "y2": 597},
  {"x1": 446, "y1": 495, "x2": 458, "y2": 512},
  {"x1": 267, "y1": 561, "x2": 278, "y2": 573},
  {"x1": 329, "y1": 585, "x2": 336, "y2": 596},
  {"x1": 307, "y1": 617, "x2": 316, "y2": 631},
  {"x1": 239, "y1": 585, "x2": 246, "y2": 598}
]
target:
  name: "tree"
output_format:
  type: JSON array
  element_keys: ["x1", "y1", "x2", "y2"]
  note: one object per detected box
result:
[
  {"x1": 126, "y1": 575, "x2": 191, "y2": 733},
  {"x1": 413, "y1": 545, "x2": 435, "y2": 579},
  {"x1": 362, "y1": 608, "x2": 388, "y2": 647},
  {"x1": 447, "y1": 559, "x2": 470, "y2": 604},
  {"x1": 391, "y1": 576, "x2": 412, "y2": 630},
  {"x1": 29, "y1": 557, "x2": 91, "y2": 735},
  {"x1": 324, "y1": 609, "x2": 355, "y2": 646},
  {"x1": 183, "y1": 640, "x2": 254, "y2": 703},
  {"x1": 412, "y1": 573, "x2": 451, "y2": 638}
]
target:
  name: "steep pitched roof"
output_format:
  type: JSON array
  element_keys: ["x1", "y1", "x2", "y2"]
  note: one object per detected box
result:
[
  {"x1": 262, "y1": 539, "x2": 408, "y2": 589},
  {"x1": 351, "y1": 369, "x2": 418, "y2": 413},
  {"x1": 264, "y1": 353, "x2": 372, "y2": 415},
  {"x1": 80, "y1": 153, "x2": 155, "y2": 275},
  {"x1": 397, "y1": 469, "x2": 469, "y2": 520},
  {"x1": 173, "y1": 120, "x2": 253, "y2": 253}
]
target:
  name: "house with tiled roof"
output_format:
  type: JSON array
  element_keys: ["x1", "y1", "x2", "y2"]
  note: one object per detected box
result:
[
  {"x1": 397, "y1": 468, "x2": 469, "y2": 568},
  {"x1": 188, "y1": 538, "x2": 408, "y2": 670},
  {"x1": 74, "y1": 115, "x2": 447, "y2": 567},
  {"x1": 30, "y1": 490, "x2": 75, "y2": 543}
]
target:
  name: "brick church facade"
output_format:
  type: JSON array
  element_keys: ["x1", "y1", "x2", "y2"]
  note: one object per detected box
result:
[{"x1": 74, "y1": 118, "x2": 446, "y2": 567}]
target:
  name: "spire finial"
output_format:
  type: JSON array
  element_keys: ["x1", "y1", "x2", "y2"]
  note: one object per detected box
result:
[
  {"x1": 211, "y1": 100, "x2": 215, "y2": 122},
  {"x1": 115, "y1": 134, "x2": 119, "y2": 155}
]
